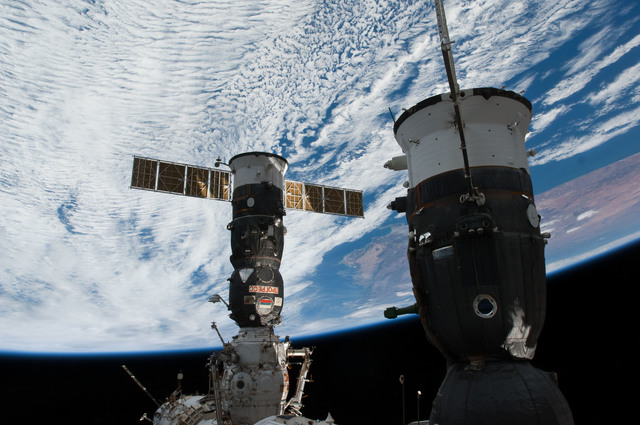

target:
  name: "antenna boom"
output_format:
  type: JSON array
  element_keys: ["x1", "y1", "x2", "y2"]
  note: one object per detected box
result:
[
  {"x1": 433, "y1": 0, "x2": 481, "y2": 203},
  {"x1": 121, "y1": 365, "x2": 161, "y2": 407}
]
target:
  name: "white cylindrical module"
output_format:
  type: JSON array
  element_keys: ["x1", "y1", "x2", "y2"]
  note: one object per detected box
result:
[
  {"x1": 229, "y1": 152, "x2": 288, "y2": 191},
  {"x1": 394, "y1": 88, "x2": 532, "y2": 188}
]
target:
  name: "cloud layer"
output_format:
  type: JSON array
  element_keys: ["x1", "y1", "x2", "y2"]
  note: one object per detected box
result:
[{"x1": 1, "y1": 0, "x2": 638, "y2": 352}]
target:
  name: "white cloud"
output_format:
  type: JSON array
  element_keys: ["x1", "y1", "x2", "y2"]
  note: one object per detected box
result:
[
  {"x1": 589, "y1": 60, "x2": 640, "y2": 106},
  {"x1": 530, "y1": 104, "x2": 570, "y2": 133},
  {"x1": 542, "y1": 32, "x2": 640, "y2": 107},
  {"x1": 576, "y1": 210, "x2": 599, "y2": 221},
  {"x1": 1, "y1": 0, "x2": 636, "y2": 353},
  {"x1": 531, "y1": 103, "x2": 640, "y2": 165}
]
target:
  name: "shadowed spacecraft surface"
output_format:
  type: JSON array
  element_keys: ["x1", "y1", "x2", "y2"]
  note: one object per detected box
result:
[
  {"x1": 129, "y1": 152, "x2": 362, "y2": 425},
  {"x1": 385, "y1": 1, "x2": 574, "y2": 424}
]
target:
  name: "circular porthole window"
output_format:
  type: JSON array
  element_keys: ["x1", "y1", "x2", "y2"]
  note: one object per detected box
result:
[
  {"x1": 473, "y1": 294, "x2": 497, "y2": 319},
  {"x1": 257, "y1": 267, "x2": 274, "y2": 283}
]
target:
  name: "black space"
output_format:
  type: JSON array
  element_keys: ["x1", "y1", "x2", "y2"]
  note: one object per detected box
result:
[{"x1": 1, "y1": 240, "x2": 636, "y2": 425}]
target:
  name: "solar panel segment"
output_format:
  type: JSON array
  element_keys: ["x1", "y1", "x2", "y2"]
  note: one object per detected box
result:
[
  {"x1": 130, "y1": 156, "x2": 230, "y2": 201},
  {"x1": 131, "y1": 156, "x2": 363, "y2": 217},
  {"x1": 284, "y1": 180, "x2": 364, "y2": 217}
]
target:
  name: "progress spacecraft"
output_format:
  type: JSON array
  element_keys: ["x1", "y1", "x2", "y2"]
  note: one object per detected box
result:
[
  {"x1": 384, "y1": 1, "x2": 574, "y2": 424},
  {"x1": 128, "y1": 152, "x2": 363, "y2": 425}
]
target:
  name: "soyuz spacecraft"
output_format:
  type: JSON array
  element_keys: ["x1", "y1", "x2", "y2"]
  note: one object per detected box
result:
[
  {"x1": 384, "y1": 0, "x2": 575, "y2": 424},
  {"x1": 129, "y1": 152, "x2": 363, "y2": 425}
]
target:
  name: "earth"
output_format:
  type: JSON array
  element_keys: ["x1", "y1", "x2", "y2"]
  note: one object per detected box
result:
[{"x1": 0, "y1": 0, "x2": 639, "y2": 353}]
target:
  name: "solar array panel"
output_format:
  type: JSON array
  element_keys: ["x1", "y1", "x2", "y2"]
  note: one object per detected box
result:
[
  {"x1": 284, "y1": 180, "x2": 364, "y2": 217},
  {"x1": 131, "y1": 156, "x2": 363, "y2": 217},
  {"x1": 131, "y1": 156, "x2": 230, "y2": 201}
]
